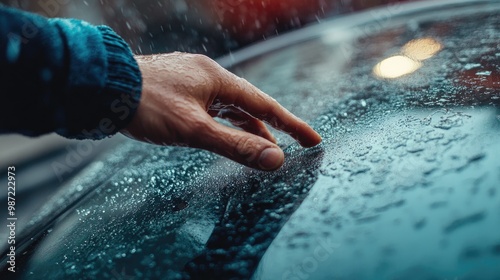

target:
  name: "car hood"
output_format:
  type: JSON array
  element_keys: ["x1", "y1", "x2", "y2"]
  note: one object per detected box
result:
[{"x1": 4, "y1": 1, "x2": 500, "y2": 279}]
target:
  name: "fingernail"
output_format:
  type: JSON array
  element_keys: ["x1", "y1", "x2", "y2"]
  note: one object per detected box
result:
[{"x1": 258, "y1": 148, "x2": 284, "y2": 170}]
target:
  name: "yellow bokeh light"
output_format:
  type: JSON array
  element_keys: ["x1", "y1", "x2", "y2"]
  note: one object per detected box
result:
[
  {"x1": 373, "y1": 55, "x2": 422, "y2": 79},
  {"x1": 402, "y1": 37, "x2": 443, "y2": 61}
]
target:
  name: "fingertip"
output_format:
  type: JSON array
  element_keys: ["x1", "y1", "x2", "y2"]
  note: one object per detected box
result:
[
  {"x1": 296, "y1": 124, "x2": 322, "y2": 148},
  {"x1": 305, "y1": 130, "x2": 323, "y2": 147},
  {"x1": 258, "y1": 147, "x2": 285, "y2": 171}
]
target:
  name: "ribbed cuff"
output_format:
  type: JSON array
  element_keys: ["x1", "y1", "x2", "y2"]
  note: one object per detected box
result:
[
  {"x1": 52, "y1": 20, "x2": 143, "y2": 140},
  {"x1": 58, "y1": 26, "x2": 142, "y2": 140},
  {"x1": 95, "y1": 26, "x2": 142, "y2": 138},
  {"x1": 98, "y1": 26, "x2": 142, "y2": 103}
]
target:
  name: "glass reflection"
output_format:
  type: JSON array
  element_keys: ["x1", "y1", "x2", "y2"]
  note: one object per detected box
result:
[
  {"x1": 402, "y1": 37, "x2": 443, "y2": 61},
  {"x1": 373, "y1": 55, "x2": 422, "y2": 79},
  {"x1": 373, "y1": 37, "x2": 443, "y2": 79}
]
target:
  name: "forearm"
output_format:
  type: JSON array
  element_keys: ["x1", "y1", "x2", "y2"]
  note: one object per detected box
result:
[{"x1": 0, "y1": 5, "x2": 142, "y2": 139}]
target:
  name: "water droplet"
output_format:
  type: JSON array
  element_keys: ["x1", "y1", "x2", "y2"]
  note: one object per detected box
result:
[
  {"x1": 475, "y1": 71, "x2": 491, "y2": 76},
  {"x1": 463, "y1": 63, "x2": 481, "y2": 70}
]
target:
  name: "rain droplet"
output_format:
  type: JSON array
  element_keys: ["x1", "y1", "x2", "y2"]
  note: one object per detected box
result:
[{"x1": 475, "y1": 71, "x2": 491, "y2": 76}]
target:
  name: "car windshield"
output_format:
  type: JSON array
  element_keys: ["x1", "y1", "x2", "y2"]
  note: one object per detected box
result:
[{"x1": 1, "y1": 1, "x2": 499, "y2": 279}]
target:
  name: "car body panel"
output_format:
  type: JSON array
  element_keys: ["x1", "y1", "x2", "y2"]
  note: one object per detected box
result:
[{"x1": 2, "y1": 1, "x2": 499, "y2": 279}]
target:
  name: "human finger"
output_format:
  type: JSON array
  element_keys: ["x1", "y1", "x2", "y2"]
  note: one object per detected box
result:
[
  {"x1": 208, "y1": 107, "x2": 277, "y2": 144},
  {"x1": 215, "y1": 70, "x2": 322, "y2": 147},
  {"x1": 191, "y1": 118, "x2": 285, "y2": 171}
]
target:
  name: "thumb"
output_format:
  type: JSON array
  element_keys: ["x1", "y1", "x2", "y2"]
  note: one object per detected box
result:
[{"x1": 194, "y1": 119, "x2": 285, "y2": 171}]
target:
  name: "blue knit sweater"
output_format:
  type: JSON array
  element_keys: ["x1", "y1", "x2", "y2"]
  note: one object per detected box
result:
[{"x1": 0, "y1": 5, "x2": 142, "y2": 140}]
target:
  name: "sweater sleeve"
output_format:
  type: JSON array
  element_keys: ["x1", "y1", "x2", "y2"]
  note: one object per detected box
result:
[{"x1": 0, "y1": 5, "x2": 142, "y2": 140}]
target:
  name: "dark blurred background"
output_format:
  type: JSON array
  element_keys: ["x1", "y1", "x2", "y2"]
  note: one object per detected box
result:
[{"x1": 1, "y1": 0, "x2": 414, "y2": 58}]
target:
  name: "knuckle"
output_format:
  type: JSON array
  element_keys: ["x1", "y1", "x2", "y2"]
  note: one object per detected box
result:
[
  {"x1": 192, "y1": 54, "x2": 217, "y2": 69},
  {"x1": 190, "y1": 54, "x2": 223, "y2": 91},
  {"x1": 233, "y1": 136, "x2": 257, "y2": 162}
]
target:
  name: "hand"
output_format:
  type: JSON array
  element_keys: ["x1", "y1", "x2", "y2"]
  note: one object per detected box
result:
[{"x1": 121, "y1": 53, "x2": 322, "y2": 171}]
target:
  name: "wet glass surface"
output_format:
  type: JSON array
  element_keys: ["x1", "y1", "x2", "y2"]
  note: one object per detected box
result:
[{"x1": 3, "y1": 1, "x2": 499, "y2": 279}]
